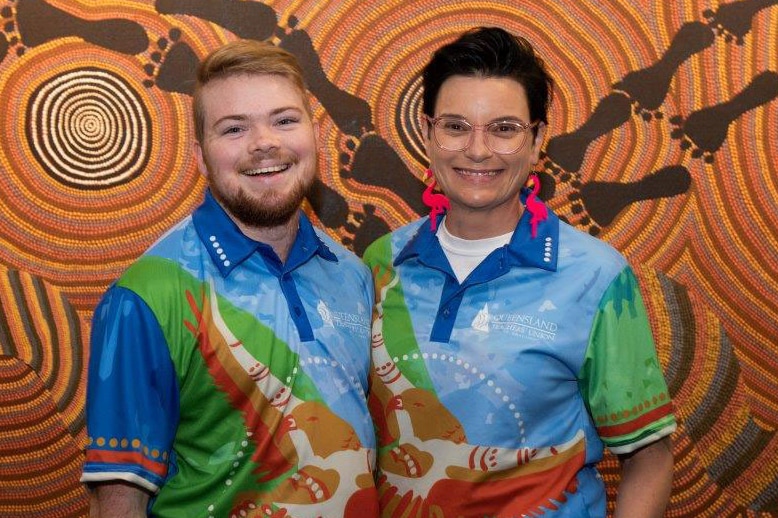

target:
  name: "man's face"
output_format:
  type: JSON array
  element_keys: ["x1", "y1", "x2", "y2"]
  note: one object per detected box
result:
[
  {"x1": 195, "y1": 74, "x2": 318, "y2": 230},
  {"x1": 425, "y1": 75, "x2": 545, "y2": 236}
]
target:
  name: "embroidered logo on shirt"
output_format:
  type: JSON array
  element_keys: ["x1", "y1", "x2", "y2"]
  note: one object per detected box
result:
[
  {"x1": 317, "y1": 300, "x2": 370, "y2": 337},
  {"x1": 539, "y1": 300, "x2": 557, "y2": 312},
  {"x1": 471, "y1": 303, "x2": 558, "y2": 341},
  {"x1": 472, "y1": 304, "x2": 491, "y2": 332}
]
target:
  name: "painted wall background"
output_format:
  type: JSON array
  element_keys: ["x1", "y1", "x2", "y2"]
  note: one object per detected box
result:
[{"x1": 0, "y1": 0, "x2": 776, "y2": 516}]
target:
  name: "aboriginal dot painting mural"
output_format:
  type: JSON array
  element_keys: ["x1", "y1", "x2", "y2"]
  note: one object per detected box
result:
[{"x1": 0, "y1": 0, "x2": 777, "y2": 516}]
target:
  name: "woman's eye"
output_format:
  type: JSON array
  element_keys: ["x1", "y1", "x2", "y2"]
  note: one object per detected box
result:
[
  {"x1": 442, "y1": 121, "x2": 466, "y2": 132},
  {"x1": 493, "y1": 124, "x2": 519, "y2": 134}
]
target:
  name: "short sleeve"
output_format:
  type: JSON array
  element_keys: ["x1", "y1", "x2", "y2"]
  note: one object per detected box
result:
[
  {"x1": 81, "y1": 285, "x2": 180, "y2": 492},
  {"x1": 578, "y1": 266, "x2": 676, "y2": 454}
]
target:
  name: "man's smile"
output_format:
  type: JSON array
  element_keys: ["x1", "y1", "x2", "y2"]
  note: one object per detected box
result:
[{"x1": 242, "y1": 163, "x2": 291, "y2": 176}]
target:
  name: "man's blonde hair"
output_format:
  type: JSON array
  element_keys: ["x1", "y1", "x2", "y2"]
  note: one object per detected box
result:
[{"x1": 193, "y1": 40, "x2": 310, "y2": 143}]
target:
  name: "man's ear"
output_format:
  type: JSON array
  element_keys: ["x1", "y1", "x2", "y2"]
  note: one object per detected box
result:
[
  {"x1": 194, "y1": 141, "x2": 209, "y2": 178},
  {"x1": 313, "y1": 121, "x2": 322, "y2": 151}
]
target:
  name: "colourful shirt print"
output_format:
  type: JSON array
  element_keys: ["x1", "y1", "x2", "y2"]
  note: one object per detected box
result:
[
  {"x1": 81, "y1": 190, "x2": 378, "y2": 518},
  {"x1": 363, "y1": 205, "x2": 676, "y2": 518}
]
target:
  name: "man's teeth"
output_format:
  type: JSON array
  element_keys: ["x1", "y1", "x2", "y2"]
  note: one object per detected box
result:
[{"x1": 244, "y1": 164, "x2": 289, "y2": 176}]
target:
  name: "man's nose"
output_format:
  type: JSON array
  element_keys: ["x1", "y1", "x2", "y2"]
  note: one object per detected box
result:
[{"x1": 250, "y1": 125, "x2": 280, "y2": 153}]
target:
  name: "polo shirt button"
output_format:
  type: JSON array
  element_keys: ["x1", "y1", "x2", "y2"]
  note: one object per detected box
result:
[
  {"x1": 294, "y1": 306, "x2": 302, "y2": 317},
  {"x1": 443, "y1": 308, "x2": 450, "y2": 318}
]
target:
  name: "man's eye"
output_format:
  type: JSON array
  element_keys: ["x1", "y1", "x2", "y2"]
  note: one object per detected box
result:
[
  {"x1": 277, "y1": 117, "x2": 300, "y2": 126},
  {"x1": 222, "y1": 126, "x2": 243, "y2": 135}
]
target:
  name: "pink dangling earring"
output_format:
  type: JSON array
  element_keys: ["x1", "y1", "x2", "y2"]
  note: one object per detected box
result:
[
  {"x1": 525, "y1": 173, "x2": 548, "y2": 238},
  {"x1": 421, "y1": 169, "x2": 450, "y2": 231}
]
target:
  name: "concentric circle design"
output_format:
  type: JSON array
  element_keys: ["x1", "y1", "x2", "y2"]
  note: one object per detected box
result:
[
  {"x1": 395, "y1": 74, "x2": 426, "y2": 167},
  {"x1": 26, "y1": 67, "x2": 151, "y2": 188},
  {"x1": 0, "y1": 41, "x2": 203, "y2": 309}
]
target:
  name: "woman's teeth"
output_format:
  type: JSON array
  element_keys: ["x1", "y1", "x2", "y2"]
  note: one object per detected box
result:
[{"x1": 456, "y1": 168, "x2": 498, "y2": 176}]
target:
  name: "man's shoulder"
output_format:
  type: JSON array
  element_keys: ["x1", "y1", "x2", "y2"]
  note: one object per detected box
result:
[
  {"x1": 144, "y1": 214, "x2": 198, "y2": 258},
  {"x1": 113, "y1": 215, "x2": 203, "y2": 292}
]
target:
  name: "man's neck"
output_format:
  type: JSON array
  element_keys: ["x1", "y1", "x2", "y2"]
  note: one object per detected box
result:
[{"x1": 238, "y1": 213, "x2": 300, "y2": 263}]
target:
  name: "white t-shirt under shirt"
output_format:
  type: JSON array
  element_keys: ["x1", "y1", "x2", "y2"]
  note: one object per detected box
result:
[{"x1": 437, "y1": 217, "x2": 513, "y2": 283}]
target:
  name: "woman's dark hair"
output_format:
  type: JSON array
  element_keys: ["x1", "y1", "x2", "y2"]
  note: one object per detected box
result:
[{"x1": 422, "y1": 27, "x2": 553, "y2": 127}]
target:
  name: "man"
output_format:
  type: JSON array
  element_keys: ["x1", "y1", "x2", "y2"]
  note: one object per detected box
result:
[
  {"x1": 364, "y1": 27, "x2": 676, "y2": 517},
  {"x1": 81, "y1": 40, "x2": 378, "y2": 517}
]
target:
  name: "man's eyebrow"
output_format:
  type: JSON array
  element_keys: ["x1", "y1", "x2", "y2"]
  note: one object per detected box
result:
[
  {"x1": 212, "y1": 114, "x2": 247, "y2": 126},
  {"x1": 269, "y1": 106, "x2": 304, "y2": 116},
  {"x1": 211, "y1": 106, "x2": 304, "y2": 126}
]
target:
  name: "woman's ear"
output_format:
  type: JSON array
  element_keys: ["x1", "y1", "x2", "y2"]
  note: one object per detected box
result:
[
  {"x1": 421, "y1": 116, "x2": 432, "y2": 141},
  {"x1": 530, "y1": 122, "x2": 547, "y2": 164},
  {"x1": 421, "y1": 115, "x2": 434, "y2": 159}
]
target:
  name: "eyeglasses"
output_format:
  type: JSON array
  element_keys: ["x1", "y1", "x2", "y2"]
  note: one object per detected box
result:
[{"x1": 425, "y1": 116, "x2": 539, "y2": 155}]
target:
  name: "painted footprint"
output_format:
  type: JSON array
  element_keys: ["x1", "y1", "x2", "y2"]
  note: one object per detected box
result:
[
  {"x1": 670, "y1": 71, "x2": 778, "y2": 162},
  {"x1": 703, "y1": 0, "x2": 778, "y2": 45},
  {"x1": 15, "y1": 0, "x2": 147, "y2": 56},
  {"x1": 141, "y1": 28, "x2": 199, "y2": 94}
]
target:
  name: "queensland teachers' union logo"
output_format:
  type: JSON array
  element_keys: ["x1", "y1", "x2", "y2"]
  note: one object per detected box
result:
[
  {"x1": 471, "y1": 303, "x2": 557, "y2": 341},
  {"x1": 317, "y1": 300, "x2": 370, "y2": 338}
]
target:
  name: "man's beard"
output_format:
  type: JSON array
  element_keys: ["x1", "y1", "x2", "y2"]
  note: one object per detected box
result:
[{"x1": 211, "y1": 175, "x2": 314, "y2": 229}]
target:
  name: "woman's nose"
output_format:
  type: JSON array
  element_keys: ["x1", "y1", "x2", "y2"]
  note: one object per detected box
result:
[{"x1": 464, "y1": 127, "x2": 493, "y2": 160}]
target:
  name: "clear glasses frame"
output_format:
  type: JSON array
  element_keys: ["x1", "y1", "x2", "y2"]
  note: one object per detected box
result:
[{"x1": 425, "y1": 115, "x2": 539, "y2": 155}]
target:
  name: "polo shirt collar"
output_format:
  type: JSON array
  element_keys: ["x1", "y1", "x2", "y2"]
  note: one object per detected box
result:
[
  {"x1": 192, "y1": 189, "x2": 337, "y2": 277},
  {"x1": 395, "y1": 192, "x2": 559, "y2": 273}
]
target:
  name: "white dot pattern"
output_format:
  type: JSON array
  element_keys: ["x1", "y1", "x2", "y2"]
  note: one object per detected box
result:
[
  {"x1": 397, "y1": 352, "x2": 525, "y2": 439},
  {"x1": 205, "y1": 430, "x2": 252, "y2": 516},
  {"x1": 298, "y1": 355, "x2": 365, "y2": 394},
  {"x1": 209, "y1": 235, "x2": 232, "y2": 268}
]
